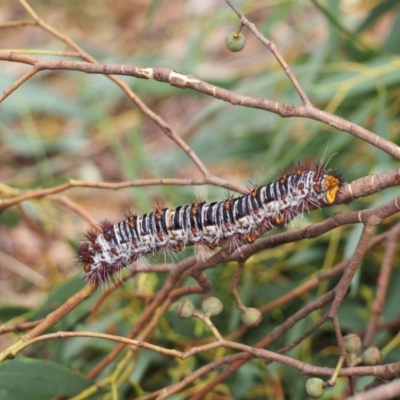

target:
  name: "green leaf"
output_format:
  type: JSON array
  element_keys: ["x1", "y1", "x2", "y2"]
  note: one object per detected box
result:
[
  {"x1": 29, "y1": 276, "x2": 85, "y2": 320},
  {"x1": 0, "y1": 306, "x2": 31, "y2": 323},
  {"x1": 0, "y1": 357, "x2": 91, "y2": 400}
]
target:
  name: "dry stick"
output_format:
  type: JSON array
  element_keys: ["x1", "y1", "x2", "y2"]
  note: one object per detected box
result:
[
  {"x1": 2, "y1": 51, "x2": 399, "y2": 161},
  {"x1": 0, "y1": 19, "x2": 37, "y2": 28},
  {"x1": 1, "y1": 49, "x2": 80, "y2": 57},
  {"x1": 170, "y1": 284, "x2": 205, "y2": 300},
  {"x1": 345, "y1": 380, "x2": 400, "y2": 400},
  {"x1": 50, "y1": 194, "x2": 99, "y2": 228},
  {"x1": 8, "y1": 329, "x2": 397, "y2": 382},
  {"x1": 363, "y1": 224, "x2": 400, "y2": 348},
  {"x1": 229, "y1": 261, "x2": 246, "y2": 310},
  {"x1": 0, "y1": 177, "x2": 247, "y2": 212},
  {"x1": 328, "y1": 220, "x2": 380, "y2": 395},
  {"x1": 329, "y1": 218, "x2": 381, "y2": 325},
  {"x1": 0, "y1": 65, "x2": 40, "y2": 101},
  {"x1": 189, "y1": 247, "x2": 233, "y2": 293},
  {"x1": 277, "y1": 314, "x2": 330, "y2": 354},
  {"x1": 0, "y1": 320, "x2": 43, "y2": 335}
]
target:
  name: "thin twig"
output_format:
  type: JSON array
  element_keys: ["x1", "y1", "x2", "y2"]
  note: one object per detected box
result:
[
  {"x1": 363, "y1": 224, "x2": 400, "y2": 348},
  {"x1": 225, "y1": 0, "x2": 312, "y2": 106}
]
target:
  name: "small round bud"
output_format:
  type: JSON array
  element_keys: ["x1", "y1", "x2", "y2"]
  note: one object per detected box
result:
[
  {"x1": 305, "y1": 378, "x2": 325, "y2": 398},
  {"x1": 177, "y1": 300, "x2": 195, "y2": 319},
  {"x1": 225, "y1": 32, "x2": 246, "y2": 52},
  {"x1": 343, "y1": 333, "x2": 362, "y2": 355},
  {"x1": 202, "y1": 297, "x2": 223, "y2": 317},
  {"x1": 241, "y1": 307, "x2": 262, "y2": 327},
  {"x1": 362, "y1": 347, "x2": 382, "y2": 366}
]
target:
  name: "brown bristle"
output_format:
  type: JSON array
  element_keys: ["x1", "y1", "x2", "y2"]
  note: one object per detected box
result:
[
  {"x1": 125, "y1": 210, "x2": 136, "y2": 222},
  {"x1": 99, "y1": 219, "x2": 114, "y2": 232},
  {"x1": 84, "y1": 229, "x2": 99, "y2": 243}
]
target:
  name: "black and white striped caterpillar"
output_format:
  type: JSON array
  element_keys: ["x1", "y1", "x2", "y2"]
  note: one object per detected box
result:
[{"x1": 78, "y1": 162, "x2": 343, "y2": 285}]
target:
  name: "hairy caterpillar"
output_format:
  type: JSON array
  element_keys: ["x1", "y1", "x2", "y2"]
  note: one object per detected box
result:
[{"x1": 78, "y1": 162, "x2": 343, "y2": 285}]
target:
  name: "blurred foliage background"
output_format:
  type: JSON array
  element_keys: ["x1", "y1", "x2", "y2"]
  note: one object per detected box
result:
[{"x1": 0, "y1": 0, "x2": 400, "y2": 399}]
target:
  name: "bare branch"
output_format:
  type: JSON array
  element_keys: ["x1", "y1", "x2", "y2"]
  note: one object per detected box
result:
[{"x1": 1, "y1": 52, "x2": 399, "y2": 159}]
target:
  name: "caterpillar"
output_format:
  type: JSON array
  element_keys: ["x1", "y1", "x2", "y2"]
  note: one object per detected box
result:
[{"x1": 78, "y1": 162, "x2": 343, "y2": 286}]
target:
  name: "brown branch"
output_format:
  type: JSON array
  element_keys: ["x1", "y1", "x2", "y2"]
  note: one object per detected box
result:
[
  {"x1": 0, "y1": 65, "x2": 39, "y2": 102},
  {"x1": 229, "y1": 261, "x2": 246, "y2": 310},
  {"x1": 363, "y1": 224, "x2": 400, "y2": 348},
  {"x1": 0, "y1": 177, "x2": 248, "y2": 212},
  {"x1": 0, "y1": 20, "x2": 37, "y2": 29},
  {"x1": 0, "y1": 319, "x2": 43, "y2": 335},
  {"x1": 345, "y1": 380, "x2": 400, "y2": 400},
  {"x1": 329, "y1": 219, "x2": 380, "y2": 320},
  {"x1": 1, "y1": 51, "x2": 399, "y2": 159},
  {"x1": 0, "y1": 48, "x2": 80, "y2": 57},
  {"x1": 277, "y1": 314, "x2": 330, "y2": 354},
  {"x1": 376, "y1": 316, "x2": 400, "y2": 332},
  {"x1": 50, "y1": 194, "x2": 99, "y2": 228}
]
